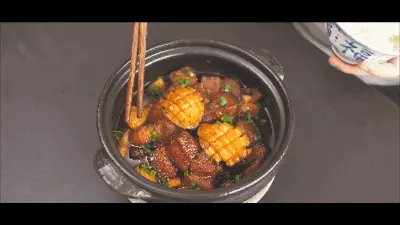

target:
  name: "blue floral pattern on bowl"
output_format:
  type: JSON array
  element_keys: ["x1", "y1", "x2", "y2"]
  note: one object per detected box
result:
[{"x1": 326, "y1": 22, "x2": 396, "y2": 65}]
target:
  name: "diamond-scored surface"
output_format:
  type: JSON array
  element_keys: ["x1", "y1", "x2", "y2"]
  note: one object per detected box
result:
[
  {"x1": 198, "y1": 123, "x2": 250, "y2": 167},
  {"x1": 160, "y1": 85, "x2": 204, "y2": 129}
]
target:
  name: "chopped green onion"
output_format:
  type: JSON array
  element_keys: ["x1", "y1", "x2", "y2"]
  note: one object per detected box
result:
[
  {"x1": 140, "y1": 162, "x2": 152, "y2": 170},
  {"x1": 149, "y1": 92, "x2": 160, "y2": 99},
  {"x1": 151, "y1": 84, "x2": 159, "y2": 93},
  {"x1": 184, "y1": 79, "x2": 190, "y2": 87},
  {"x1": 112, "y1": 130, "x2": 124, "y2": 141},
  {"x1": 219, "y1": 96, "x2": 228, "y2": 107},
  {"x1": 190, "y1": 182, "x2": 200, "y2": 190},
  {"x1": 214, "y1": 121, "x2": 221, "y2": 124},
  {"x1": 246, "y1": 123, "x2": 254, "y2": 131},
  {"x1": 149, "y1": 170, "x2": 157, "y2": 177},
  {"x1": 139, "y1": 145, "x2": 153, "y2": 153},
  {"x1": 224, "y1": 84, "x2": 231, "y2": 93},
  {"x1": 185, "y1": 69, "x2": 194, "y2": 77},
  {"x1": 151, "y1": 130, "x2": 158, "y2": 141},
  {"x1": 267, "y1": 146, "x2": 272, "y2": 153},
  {"x1": 184, "y1": 170, "x2": 189, "y2": 176},
  {"x1": 254, "y1": 132, "x2": 262, "y2": 141},
  {"x1": 220, "y1": 115, "x2": 233, "y2": 124},
  {"x1": 163, "y1": 180, "x2": 170, "y2": 187},
  {"x1": 178, "y1": 78, "x2": 190, "y2": 87},
  {"x1": 256, "y1": 102, "x2": 262, "y2": 108},
  {"x1": 149, "y1": 85, "x2": 161, "y2": 98},
  {"x1": 235, "y1": 175, "x2": 240, "y2": 183},
  {"x1": 259, "y1": 119, "x2": 267, "y2": 126},
  {"x1": 246, "y1": 111, "x2": 253, "y2": 122}
]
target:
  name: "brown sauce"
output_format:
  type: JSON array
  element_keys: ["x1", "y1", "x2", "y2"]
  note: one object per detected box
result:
[{"x1": 113, "y1": 66, "x2": 272, "y2": 191}]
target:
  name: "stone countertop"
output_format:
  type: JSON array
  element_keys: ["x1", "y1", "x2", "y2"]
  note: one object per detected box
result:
[{"x1": 1, "y1": 23, "x2": 398, "y2": 202}]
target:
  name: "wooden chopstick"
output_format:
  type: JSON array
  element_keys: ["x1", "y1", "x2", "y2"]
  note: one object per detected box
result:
[
  {"x1": 125, "y1": 23, "x2": 140, "y2": 123},
  {"x1": 136, "y1": 22, "x2": 147, "y2": 118},
  {"x1": 125, "y1": 22, "x2": 148, "y2": 123}
]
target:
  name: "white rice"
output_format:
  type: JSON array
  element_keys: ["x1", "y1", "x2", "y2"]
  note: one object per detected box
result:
[{"x1": 337, "y1": 22, "x2": 400, "y2": 56}]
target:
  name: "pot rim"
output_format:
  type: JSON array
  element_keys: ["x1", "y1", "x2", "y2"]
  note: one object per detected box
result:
[{"x1": 97, "y1": 39, "x2": 294, "y2": 202}]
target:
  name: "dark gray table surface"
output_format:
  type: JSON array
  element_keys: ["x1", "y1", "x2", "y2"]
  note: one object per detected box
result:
[{"x1": 1, "y1": 23, "x2": 399, "y2": 203}]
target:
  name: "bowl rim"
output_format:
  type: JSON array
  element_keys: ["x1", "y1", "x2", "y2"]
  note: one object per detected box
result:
[
  {"x1": 97, "y1": 39, "x2": 294, "y2": 202},
  {"x1": 331, "y1": 22, "x2": 399, "y2": 57}
]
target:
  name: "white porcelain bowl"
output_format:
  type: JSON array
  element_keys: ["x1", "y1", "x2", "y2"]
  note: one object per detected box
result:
[{"x1": 326, "y1": 22, "x2": 399, "y2": 65}]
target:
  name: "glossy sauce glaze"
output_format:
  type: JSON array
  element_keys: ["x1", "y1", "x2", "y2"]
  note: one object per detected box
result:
[{"x1": 113, "y1": 66, "x2": 271, "y2": 191}]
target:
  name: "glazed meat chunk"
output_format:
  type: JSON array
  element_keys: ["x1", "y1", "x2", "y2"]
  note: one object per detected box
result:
[
  {"x1": 200, "y1": 76, "x2": 221, "y2": 100},
  {"x1": 243, "y1": 144, "x2": 267, "y2": 177},
  {"x1": 169, "y1": 66, "x2": 198, "y2": 87},
  {"x1": 183, "y1": 174, "x2": 214, "y2": 190},
  {"x1": 190, "y1": 152, "x2": 222, "y2": 178},
  {"x1": 152, "y1": 144, "x2": 178, "y2": 180},
  {"x1": 167, "y1": 131, "x2": 199, "y2": 171},
  {"x1": 222, "y1": 77, "x2": 241, "y2": 98},
  {"x1": 236, "y1": 121, "x2": 262, "y2": 146},
  {"x1": 202, "y1": 92, "x2": 240, "y2": 123}
]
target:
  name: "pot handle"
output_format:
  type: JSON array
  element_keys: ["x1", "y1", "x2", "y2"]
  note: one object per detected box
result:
[
  {"x1": 249, "y1": 49, "x2": 284, "y2": 81},
  {"x1": 94, "y1": 148, "x2": 153, "y2": 202}
]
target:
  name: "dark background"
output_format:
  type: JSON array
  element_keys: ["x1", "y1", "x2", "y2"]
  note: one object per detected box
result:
[{"x1": 1, "y1": 23, "x2": 399, "y2": 202}]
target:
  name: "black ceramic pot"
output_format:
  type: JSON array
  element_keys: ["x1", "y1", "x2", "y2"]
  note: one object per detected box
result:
[{"x1": 95, "y1": 39, "x2": 294, "y2": 203}]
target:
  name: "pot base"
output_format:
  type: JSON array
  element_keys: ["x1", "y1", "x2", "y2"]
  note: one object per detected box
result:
[{"x1": 127, "y1": 176, "x2": 276, "y2": 203}]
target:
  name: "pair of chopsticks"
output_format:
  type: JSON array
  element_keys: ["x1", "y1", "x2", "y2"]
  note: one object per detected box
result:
[{"x1": 125, "y1": 22, "x2": 148, "y2": 123}]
